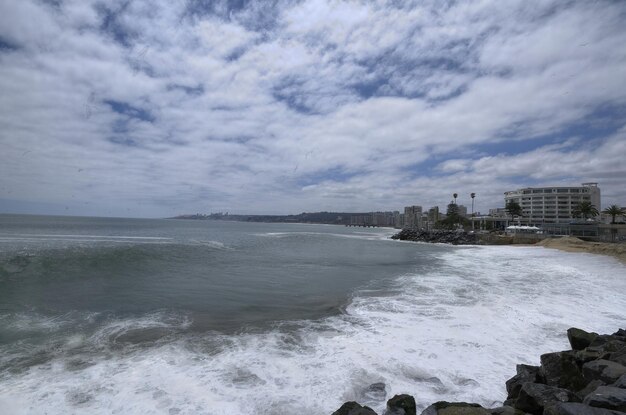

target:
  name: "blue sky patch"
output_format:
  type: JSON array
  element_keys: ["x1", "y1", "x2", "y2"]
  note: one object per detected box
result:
[{"x1": 105, "y1": 100, "x2": 155, "y2": 123}]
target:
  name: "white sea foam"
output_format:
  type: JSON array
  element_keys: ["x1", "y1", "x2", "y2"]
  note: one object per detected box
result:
[
  {"x1": 188, "y1": 240, "x2": 229, "y2": 249},
  {"x1": 1, "y1": 245, "x2": 624, "y2": 415}
]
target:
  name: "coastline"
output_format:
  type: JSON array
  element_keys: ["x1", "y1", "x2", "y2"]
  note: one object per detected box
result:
[
  {"x1": 536, "y1": 237, "x2": 626, "y2": 264},
  {"x1": 390, "y1": 229, "x2": 626, "y2": 264}
]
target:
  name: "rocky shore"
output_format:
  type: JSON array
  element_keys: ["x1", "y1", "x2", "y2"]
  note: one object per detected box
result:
[
  {"x1": 331, "y1": 328, "x2": 626, "y2": 415},
  {"x1": 390, "y1": 229, "x2": 481, "y2": 245}
]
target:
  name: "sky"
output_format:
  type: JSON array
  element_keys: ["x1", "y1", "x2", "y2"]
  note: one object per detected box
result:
[{"x1": 1, "y1": 0, "x2": 625, "y2": 218}]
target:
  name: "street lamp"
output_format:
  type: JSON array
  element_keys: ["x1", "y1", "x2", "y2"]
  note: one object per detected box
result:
[{"x1": 471, "y1": 192, "x2": 476, "y2": 231}]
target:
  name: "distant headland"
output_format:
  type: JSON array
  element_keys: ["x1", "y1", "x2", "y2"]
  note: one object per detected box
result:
[{"x1": 169, "y1": 212, "x2": 381, "y2": 226}]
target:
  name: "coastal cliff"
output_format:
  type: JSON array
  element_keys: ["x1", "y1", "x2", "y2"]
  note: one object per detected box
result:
[{"x1": 331, "y1": 328, "x2": 626, "y2": 415}]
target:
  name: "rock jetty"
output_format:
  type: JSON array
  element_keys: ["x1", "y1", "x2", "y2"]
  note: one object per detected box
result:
[
  {"x1": 391, "y1": 229, "x2": 481, "y2": 245},
  {"x1": 331, "y1": 328, "x2": 626, "y2": 415}
]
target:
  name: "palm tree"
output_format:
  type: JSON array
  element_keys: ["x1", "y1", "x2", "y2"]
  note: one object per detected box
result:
[
  {"x1": 603, "y1": 205, "x2": 625, "y2": 224},
  {"x1": 505, "y1": 200, "x2": 523, "y2": 225},
  {"x1": 572, "y1": 201, "x2": 599, "y2": 220},
  {"x1": 453, "y1": 193, "x2": 458, "y2": 204}
]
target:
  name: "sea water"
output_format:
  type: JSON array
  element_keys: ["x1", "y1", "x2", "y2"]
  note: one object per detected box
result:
[{"x1": 0, "y1": 214, "x2": 624, "y2": 414}]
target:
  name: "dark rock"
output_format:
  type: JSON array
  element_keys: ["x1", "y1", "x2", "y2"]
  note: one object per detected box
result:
[
  {"x1": 576, "y1": 380, "x2": 605, "y2": 400},
  {"x1": 514, "y1": 383, "x2": 581, "y2": 414},
  {"x1": 488, "y1": 406, "x2": 526, "y2": 415},
  {"x1": 541, "y1": 351, "x2": 587, "y2": 391},
  {"x1": 390, "y1": 229, "x2": 480, "y2": 245},
  {"x1": 506, "y1": 365, "x2": 541, "y2": 399},
  {"x1": 568, "y1": 328, "x2": 598, "y2": 350},
  {"x1": 583, "y1": 386, "x2": 626, "y2": 412},
  {"x1": 386, "y1": 394, "x2": 416, "y2": 415},
  {"x1": 583, "y1": 360, "x2": 626, "y2": 384},
  {"x1": 610, "y1": 374, "x2": 626, "y2": 389},
  {"x1": 589, "y1": 336, "x2": 626, "y2": 352},
  {"x1": 612, "y1": 329, "x2": 626, "y2": 338},
  {"x1": 606, "y1": 349, "x2": 626, "y2": 366},
  {"x1": 502, "y1": 399, "x2": 517, "y2": 407},
  {"x1": 332, "y1": 401, "x2": 378, "y2": 415},
  {"x1": 543, "y1": 402, "x2": 624, "y2": 415},
  {"x1": 576, "y1": 348, "x2": 608, "y2": 364},
  {"x1": 420, "y1": 402, "x2": 489, "y2": 415}
]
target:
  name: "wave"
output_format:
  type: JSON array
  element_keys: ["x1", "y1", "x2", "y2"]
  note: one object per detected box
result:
[{"x1": 0, "y1": 245, "x2": 624, "y2": 414}]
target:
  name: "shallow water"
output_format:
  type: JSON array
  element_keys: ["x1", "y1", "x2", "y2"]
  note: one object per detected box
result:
[{"x1": 0, "y1": 215, "x2": 625, "y2": 414}]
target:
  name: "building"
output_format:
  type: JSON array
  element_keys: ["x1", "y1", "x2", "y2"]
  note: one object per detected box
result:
[
  {"x1": 427, "y1": 206, "x2": 440, "y2": 223},
  {"x1": 504, "y1": 183, "x2": 601, "y2": 224},
  {"x1": 457, "y1": 205, "x2": 468, "y2": 218},
  {"x1": 372, "y1": 211, "x2": 396, "y2": 227},
  {"x1": 489, "y1": 208, "x2": 508, "y2": 218},
  {"x1": 404, "y1": 205, "x2": 423, "y2": 228}
]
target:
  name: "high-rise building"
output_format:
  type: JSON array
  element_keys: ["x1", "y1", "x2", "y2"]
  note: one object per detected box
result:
[
  {"x1": 504, "y1": 183, "x2": 601, "y2": 224},
  {"x1": 404, "y1": 205, "x2": 422, "y2": 228}
]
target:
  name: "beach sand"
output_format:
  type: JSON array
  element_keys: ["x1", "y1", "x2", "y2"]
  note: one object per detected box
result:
[{"x1": 537, "y1": 237, "x2": 626, "y2": 264}]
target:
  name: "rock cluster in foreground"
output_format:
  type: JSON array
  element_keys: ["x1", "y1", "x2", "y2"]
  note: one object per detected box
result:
[
  {"x1": 332, "y1": 328, "x2": 626, "y2": 415},
  {"x1": 391, "y1": 229, "x2": 481, "y2": 245}
]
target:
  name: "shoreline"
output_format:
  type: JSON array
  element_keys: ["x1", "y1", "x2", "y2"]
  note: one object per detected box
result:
[
  {"x1": 535, "y1": 237, "x2": 626, "y2": 264},
  {"x1": 391, "y1": 229, "x2": 626, "y2": 264},
  {"x1": 332, "y1": 327, "x2": 626, "y2": 415}
]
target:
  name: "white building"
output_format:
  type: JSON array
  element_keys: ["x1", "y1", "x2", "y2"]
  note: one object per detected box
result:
[{"x1": 504, "y1": 183, "x2": 601, "y2": 224}]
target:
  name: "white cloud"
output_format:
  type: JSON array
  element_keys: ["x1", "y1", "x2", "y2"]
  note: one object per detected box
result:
[{"x1": 0, "y1": 0, "x2": 625, "y2": 217}]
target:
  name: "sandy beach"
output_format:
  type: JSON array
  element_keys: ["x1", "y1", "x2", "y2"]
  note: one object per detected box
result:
[{"x1": 537, "y1": 237, "x2": 626, "y2": 264}]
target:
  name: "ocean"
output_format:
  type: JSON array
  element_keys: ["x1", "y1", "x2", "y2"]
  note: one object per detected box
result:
[{"x1": 0, "y1": 214, "x2": 624, "y2": 415}]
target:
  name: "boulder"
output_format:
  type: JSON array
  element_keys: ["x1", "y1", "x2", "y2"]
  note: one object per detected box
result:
[
  {"x1": 332, "y1": 401, "x2": 378, "y2": 415},
  {"x1": 610, "y1": 374, "x2": 626, "y2": 389},
  {"x1": 488, "y1": 406, "x2": 526, "y2": 415},
  {"x1": 612, "y1": 329, "x2": 626, "y2": 338},
  {"x1": 606, "y1": 349, "x2": 626, "y2": 366},
  {"x1": 576, "y1": 380, "x2": 605, "y2": 400},
  {"x1": 541, "y1": 351, "x2": 587, "y2": 391},
  {"x1": 583, "y1": 360, "x2": 626, "y2": 384},
  {"x1": 583, "y1": 386, "x2": 626, "y2": 412},
  {"x1": 588, "y1": 336, "x2": 626, "y2": 352},
  {"x1": 420, "y1": 402, "x2": 490, "y2": 415},
  {"x1": 386, "y1": 394, "x2": 416, "y2": 415},
  {"x1": 576, "y1": 348, "x2": 608, "y2": 364},
  {"x1": 506, "y1": 365, "x2": 542, "y2": 399},
  {"x1": 514, "y1": 383, "x2": 581, "y2": 414},
  {"x1": 543, "y1": 402, "x2": 623, "y2": 415},
  {"x1": 568, "y1": 328, "x2": 598, "y2": 351}
]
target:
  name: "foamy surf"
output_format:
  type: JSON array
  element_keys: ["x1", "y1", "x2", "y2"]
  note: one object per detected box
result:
[{"x1": 1, "y1": 245, "x2": 624, "y2": 415}]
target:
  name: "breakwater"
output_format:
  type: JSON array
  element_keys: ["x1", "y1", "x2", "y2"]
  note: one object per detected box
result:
[
  {"x1": 331, "y1": 328, "x2": 626, "y2": 415},
  {"x1": 391, "y1": 229, "x2": 481, "y2": 245}
]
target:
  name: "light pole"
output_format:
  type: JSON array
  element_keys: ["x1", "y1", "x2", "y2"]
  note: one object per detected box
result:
[{"x1": 471, "y1": 192, "x2": 476, "y2": 231}]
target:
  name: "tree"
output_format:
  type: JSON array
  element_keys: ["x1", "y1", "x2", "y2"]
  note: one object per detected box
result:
[
  {"x1": 572, "y1": 201, "x2": 599, "y2": 220},
  {"x1": 505, "y1": 200, "x2": 523, "y2": 224},
  {"x1": 603, "y1": 205, "x2": 625, "y2": 224},
  {"x1": 438, "y1": 203, "x2": 467, "y2": 229},
  {"x1": 453, "y1": 193, "x2": 458, "y2": 204}
]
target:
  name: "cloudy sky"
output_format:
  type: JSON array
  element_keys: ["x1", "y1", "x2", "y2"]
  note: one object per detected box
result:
[{"x1": 1, "y1": 0, "x2": 625, "y2": 217}]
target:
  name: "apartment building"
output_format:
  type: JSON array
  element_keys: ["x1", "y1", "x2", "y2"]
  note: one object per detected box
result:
[
  {"x1": 404, "y1": 205, "x2": 423, "y2": 228},
  {"x1": 504, "y1": 183, "x2": 600, "y2": 224}
]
